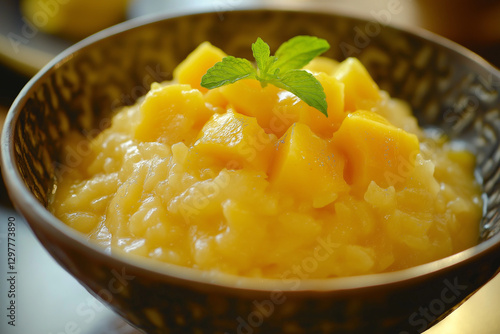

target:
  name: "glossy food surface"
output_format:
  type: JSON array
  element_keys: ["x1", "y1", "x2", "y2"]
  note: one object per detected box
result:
[{"x1": 49, "y1": 42, "x2": 482, "y2": 278}]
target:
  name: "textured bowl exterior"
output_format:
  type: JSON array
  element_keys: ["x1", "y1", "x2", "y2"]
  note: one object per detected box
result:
[{"x1": 3, "y1": 9, "x2": 500, "y2": 334}]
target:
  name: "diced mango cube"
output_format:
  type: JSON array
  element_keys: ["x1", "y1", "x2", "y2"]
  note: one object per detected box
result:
[
  {"x1": 173, "y1": 42, "x2": 227, "y2": 92},
  {"x1": 270, "y1": 123, "x2": 349, "y2": 207},
  {"x1": 264, "y1": 91, "x2": 301, "y2": 138},
  {"x1": 220, "y1": 79, "x2": 286, "y2": 135},
  {"x1": 332, "y1": 110, "x2": 420, "y2": 194},
  {"x1": 304, "y1": 56, "x2": 339, "y2": 75},
  {"x1": 334, "y1": 57, "x2": 381, "y2": 111},
  {"x1": 135, "y1": 84, "x2": 213, "y2": 146},
  {"x1": 298, "y1": 72, "x2": 346, "y2": 137},
  {"x1": 269, "y1": 73, "x2": 345, "y2": 139},
  {"x1": 192, "y1": 109, "x2": 276, "y2": 171},
  {"x1": 219, "y1": 74, "x2": 346, "y2": 139},
  {"x1": 204, "y1": 88, "x2": 228, "y2": 110}
]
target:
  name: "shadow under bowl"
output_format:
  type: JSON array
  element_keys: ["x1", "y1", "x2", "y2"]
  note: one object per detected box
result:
[{"x1": 2, "y1": 7, "x2": 500, "y2": 334}]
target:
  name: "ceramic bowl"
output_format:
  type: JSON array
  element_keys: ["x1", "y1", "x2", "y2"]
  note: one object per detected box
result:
[{"x1": 2, "y1": 8, "x2": 500, "y2": 334}]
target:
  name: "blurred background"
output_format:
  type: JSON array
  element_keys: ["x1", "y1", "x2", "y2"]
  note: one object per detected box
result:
[{"x1": 1, "y1": 0, "x2": 500, "y2": 333}]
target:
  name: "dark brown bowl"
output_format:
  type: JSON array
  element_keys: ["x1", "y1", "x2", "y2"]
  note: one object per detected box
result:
[{"x1": 2, "y1": 8, "x2": 500, "y2": 334}]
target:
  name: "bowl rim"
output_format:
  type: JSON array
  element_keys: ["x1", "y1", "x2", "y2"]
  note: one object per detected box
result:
[{"x1": 2, "y1": 6, "x2": 500, "y2": 293}]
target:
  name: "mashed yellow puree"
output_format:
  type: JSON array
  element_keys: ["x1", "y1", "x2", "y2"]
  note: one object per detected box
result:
[{"x1": 50, "y1": 42, "x2": 483, "y2": 278}]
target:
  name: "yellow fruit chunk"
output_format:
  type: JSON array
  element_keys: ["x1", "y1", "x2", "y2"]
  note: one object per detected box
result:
[
  {"x1": 269, "y1": 72, "x2": 345, "y2": 139},
  {"x1": 298, "y1": 72, "x2": 345, "y2": 137},
  {"x1": 333, "y1": 110, "x2": 420, "y2": 194},
  {"x1": 334, "y1": 58, "x2": 381, "y2": 111},
  {"x1": 270, "y1": 123, "x2": 349, "y2": 208},
  {"x1": 173, "y1": 42, "x2": 227, "y2": 92},
  {"x1": 204, "y1": 88, "x2": 228, "y2": 110},
  {"x1": 304, "y1": 56, "x2": 339, "y2": 75},
  {"x1": 220, "y1": 79, "x2": 286, "y2": 135},
  {"x1": 135, "y1": 84, "x2": 212, "y2": 146},
  {"x1": 192, "y1": 109, "x2": 276, "y2": 171}
]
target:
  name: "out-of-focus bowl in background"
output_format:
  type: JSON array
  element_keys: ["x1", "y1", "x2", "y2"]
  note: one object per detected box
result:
[
  {"x1": 417, "y1": 0, "x2": 500, "y2": 47},
  {"x1": 2, "y1": 8, "x2": 500, "y2": 334},
  {"x1": 2, "y1": 0, "x2": 500, "y2": 77}
]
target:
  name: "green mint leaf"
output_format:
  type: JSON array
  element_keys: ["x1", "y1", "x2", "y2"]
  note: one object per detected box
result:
[
  {"x1": 252, "y1": 38, "x2": 271, "y2": 73},
  {"x1": 201, "y1": 56, "x2": 256, "y2": 89},
  {"x1": 273, "y1": 36, "x2": 330, "y2": 73},
  {"x1": 252, "y1": 37, "x2": 277, "y2": 82},
  {"x1": 271, "y1": 69, "x2": 328, "y2": 116},
  {"x1": 200, "y1": 36, "x2": 330, "y2": 115}
]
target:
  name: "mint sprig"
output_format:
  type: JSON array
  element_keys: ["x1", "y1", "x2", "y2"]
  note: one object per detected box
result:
[{"x1": 201, "y1": 36, "x2": 330, "y2": 116}]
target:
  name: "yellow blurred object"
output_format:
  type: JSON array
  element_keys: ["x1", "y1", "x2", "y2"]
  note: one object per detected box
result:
[{"x1": 20, "y1": 0, "x2": 129, "y2": 41}]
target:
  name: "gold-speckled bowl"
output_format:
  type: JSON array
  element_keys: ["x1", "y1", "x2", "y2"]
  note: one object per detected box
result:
[{"x1": 2, "y1": 8, "x2": 500, "y2": 334}]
